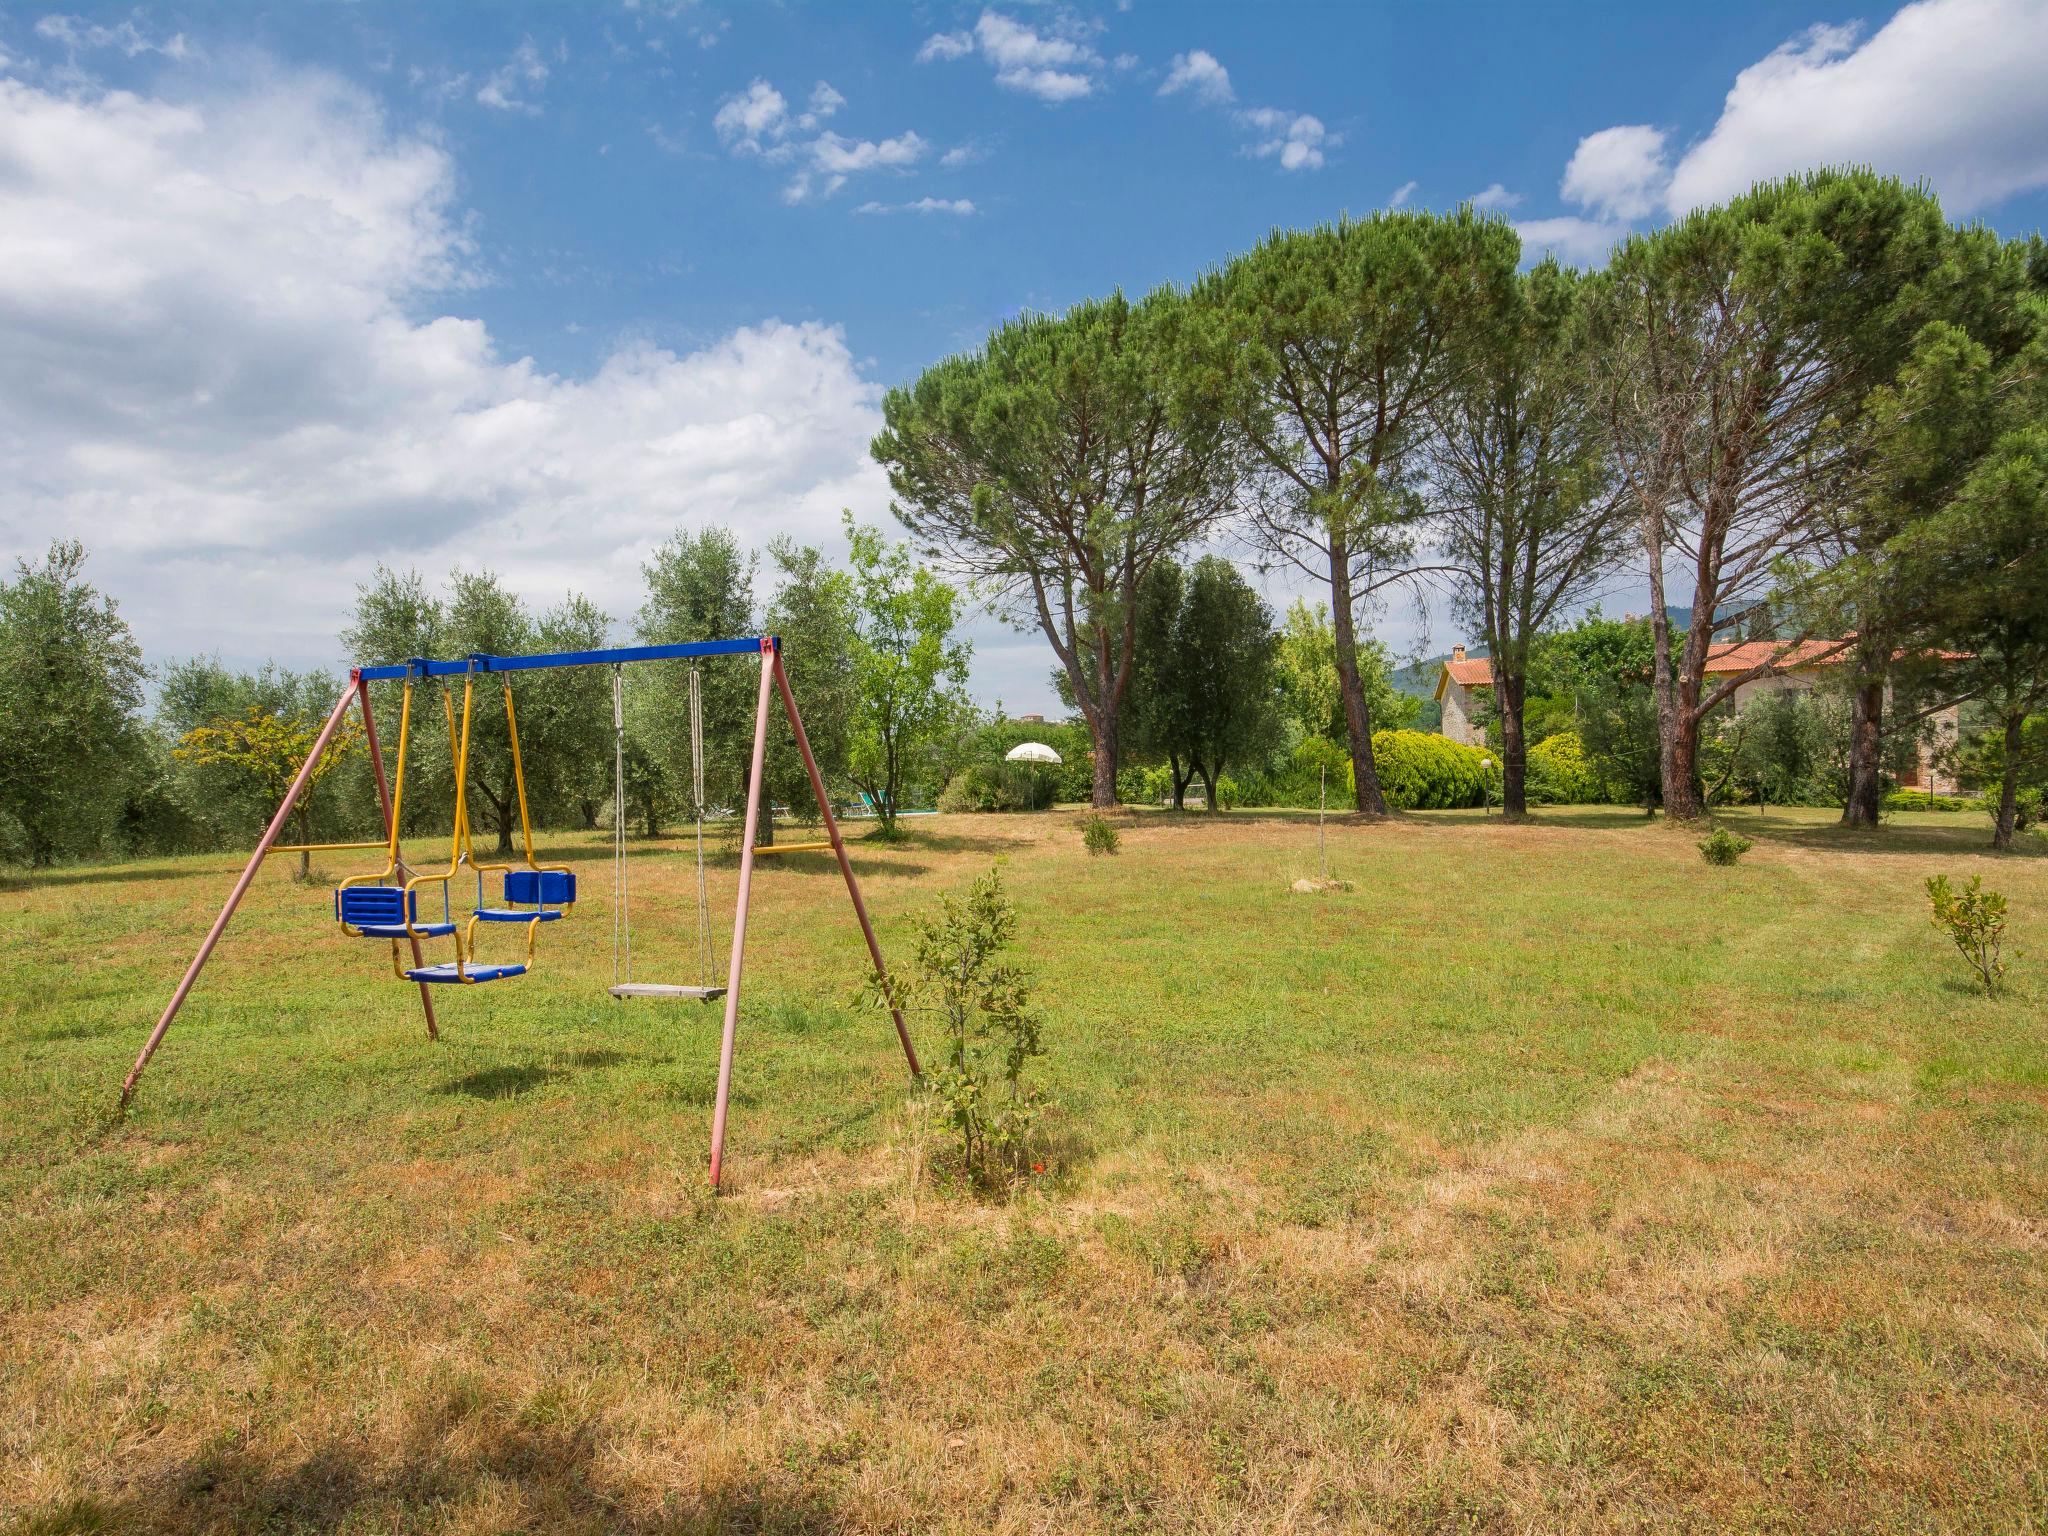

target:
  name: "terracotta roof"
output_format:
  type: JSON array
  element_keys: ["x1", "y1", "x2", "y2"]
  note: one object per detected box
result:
[
  {"x1": 1435, "y1": 637, "x2": 1852, "y2": 698},
  {"x1": 1699, "y1": 638, "x2": 1849, "y2": 675}
]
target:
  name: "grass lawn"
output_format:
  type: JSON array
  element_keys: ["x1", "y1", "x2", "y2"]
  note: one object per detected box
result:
[{"x1": 2, "y1": 806, "x2": 2044, "y2": 1533}]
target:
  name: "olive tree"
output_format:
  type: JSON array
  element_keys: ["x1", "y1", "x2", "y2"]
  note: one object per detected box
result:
[{"x1": 0, "y1": 542, "x2": 149, "y2": 866}]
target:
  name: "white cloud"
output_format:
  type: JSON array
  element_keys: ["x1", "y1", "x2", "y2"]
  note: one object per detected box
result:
[
  {"x1": 1469, "y1": 182, "x2": 1524, "y2": 210},
  {"x1": 1665, "y1": 0, "x2": 2048, "y2": 215},
  {"x1": 1513, "y1": 215, "x2": 1626, "y2": 266},
  {"x1": 712, "y1": 77, "x2": 788, "y2": 150},
  {"x1": 916, "y1": 30, "x2": 975, "y2": 63},
  {"x1": 854, "y1": 196, "x2": 976, "y2": 216},
  {"x1": 803, "y1": 81, "x2": 845, "y2": 123},
  {"x1": 920, "y1": 11, "x2": 1104, "y2": 103},
  {"x1": 784, "y1": 129, "x2": 928, "y2": 202},
  {"x1": 939, "y1": 143, "x2": 987, "y2": 168},
  {"x1": 0, "y1": 68, "x2": 894, "y2": 672},
  {"x1": 476, "y1": 38, "x2": 549, "y2": 114},
  {"x1": 713, "y1": 78, "x2": 926, "y2": 203},
  {"x1": 1159, "y1": 49, "x2": 1233, "y2": 105},
  {"x1": 811, "y1": 129, "x2": 926, "y2": 174},
  {"x1": 33, "y1": 13, "x2": 191, "y2": 59},
  {"x1": 1560, "y1": 124, "x2": 1668, "y2": 221},
  {"x1": 1240, "y1": 107, "x2": 1329, "y2": 171},
  {"x1": 1388, "y1": 179, "x2": 1418, "y2": 208}
]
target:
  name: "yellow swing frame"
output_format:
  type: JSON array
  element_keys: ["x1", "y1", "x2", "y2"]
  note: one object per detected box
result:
[{"x1": 397, "y1": 667, "x2": 576, "y2": 983}]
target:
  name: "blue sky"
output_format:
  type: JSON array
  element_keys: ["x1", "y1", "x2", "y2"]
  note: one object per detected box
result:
[{"x1": 3, "y1": 0, "x2": 2046, "y2": 712}]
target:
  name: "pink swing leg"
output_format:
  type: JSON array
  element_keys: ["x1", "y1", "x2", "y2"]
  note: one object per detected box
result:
[
  {"x1": 772, "y1": 648, "x2": 919, "y2": 1077},
  {"x1": 707, "y1": 640, "x2": 776, "y2": 1188},
  {"x1": 121, "y1": 679, "x2": 360, "y2": 1107}
]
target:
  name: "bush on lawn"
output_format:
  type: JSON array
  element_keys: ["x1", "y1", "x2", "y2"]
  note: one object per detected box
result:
[
  {"x1": 1699, "y1": 827, "x2": 1754, "y2": 865},
  {"x1": 1082, "y1": 815, "x2": 1120, "y2": 855},
  {"x1": 1358, "y1": 730, "x2": 1488, "y2": 810},
  {"x1": 939, "y1": 761, "x2": 1056, "y2": 813},
  {"x1": 1526, "y1": 731, "x2": 1602, "y2": 805}
]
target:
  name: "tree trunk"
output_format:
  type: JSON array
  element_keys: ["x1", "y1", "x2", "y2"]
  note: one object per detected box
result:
[
  {"x1": 1091, "y1": 715, "x2": 1119, "y2": 807},
  {"x1": 1197, "y1": 761, "x2": 1217, "y2": 812},
  {"x1": 1168, "y1": 752, "x2": 1188, "y2": 811},
  {"x1": 1841, "y1": 672, "x2": 1886, "y2": 828},
  {"x1": 1497, "y1": 671, "x2": 1528, "y2": 821},
  {"x1": 1992, "y1": 712, "x2": 2023, "y2": 852},
  {"x1": 479, "y1": 781, "x2": 514, "y2": 855},
  {"x1": 1643, "y1": 494, "x2": 1680, "y2": 823},
  {"x1": 1329, "y1": 541, "x2": 1388, "y2": 816},
  {"x1": 1664, "y1": 709, "x2": 1705, "y2": 822}
]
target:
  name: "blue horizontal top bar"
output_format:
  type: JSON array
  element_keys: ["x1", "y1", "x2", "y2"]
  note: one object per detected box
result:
[{"x1": 355, "y1": 636, "x2": 772, "y2": 682}]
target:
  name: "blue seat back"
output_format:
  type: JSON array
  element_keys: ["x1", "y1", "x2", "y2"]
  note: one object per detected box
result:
[
  {"x1": 504, "y1": 869, "x2": 575, "y2": 907},
  {"x1": 337, "y1": 885, "x2": 415, "y2": 926}
]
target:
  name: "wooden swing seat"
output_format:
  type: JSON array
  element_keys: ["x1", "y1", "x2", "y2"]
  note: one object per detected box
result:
[{"x1": 608, "y1": 982, "x2": 726, "y2": 1001}]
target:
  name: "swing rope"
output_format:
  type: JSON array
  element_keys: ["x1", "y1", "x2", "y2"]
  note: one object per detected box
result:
[
  {"x1": 690, "y1": 665, "x2": 712, "y2": 989},
  {"x1": 612, "y1": 666, "x2": 631, "y2": 987},
  {"x1": 611, "y1": 662, "x2": 717, "y2": 996}
]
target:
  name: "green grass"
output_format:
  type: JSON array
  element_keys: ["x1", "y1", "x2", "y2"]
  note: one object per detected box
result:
[{"x1": 2, "y1": 806, "x2": 2045, "y2": 1533}]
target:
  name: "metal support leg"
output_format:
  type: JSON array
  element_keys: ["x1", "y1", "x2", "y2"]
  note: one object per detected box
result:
[
  {"x1": 707, "y1": 640, "x2": 776, "y2": 1189},
  {"x1": 772, "y1": 649, "x2": 920, "y2": 1078}
]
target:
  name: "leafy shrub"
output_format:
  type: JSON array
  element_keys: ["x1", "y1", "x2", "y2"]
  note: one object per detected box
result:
[
  {"x1": 1114, "y1": 765, "x2": 1149, "y2": 805},
  {"x1": 1698, "y1": 827, "x2": 1754, "y2": 865},
  {"x1": 1213, "y1": 775, "x2": 1241, "y2": 811},
  {"x1": 1354, "y1": 730, "x2": 1488, "y2": 810},
  {"x1": 1526, "y1": 731, "x2": 1601, "y2": 805},
  {"x1": 1927, "y1": 873, "x2": 2007, "y2": 996},
  {"x1": 937, "y1": 761, "x2": 1056, "y2": 813},
  {"x1": 877, "y1": 867, "x2": 1048, "y2": 1193},
  {"x1": 937, "y1": 763, "x2": 1004, "y2": 813},
  {"x1": 1081, "y1": 815, "x2": 1120, "y2": 855},
  {"x1": 1883, "y1": 789, "x2": 1972, "y2": 813},
  {"x1": 1138, "y1": 764, "x2": 1173, "y2": 805}
]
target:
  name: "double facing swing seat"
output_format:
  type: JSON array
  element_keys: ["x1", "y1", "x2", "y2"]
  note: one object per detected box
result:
[
  {"x1": 336, "y1": 663, "x2": 578, "y2": 988},
  {"x1": 402, "y1": 869, "x2": 578, "y2": 985},
  {"x1": 335, "y1": 883, "x2": 458, "y2": 940}
]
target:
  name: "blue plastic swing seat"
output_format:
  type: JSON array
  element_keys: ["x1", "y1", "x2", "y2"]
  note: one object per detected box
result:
[
  {"x1": 404, "y1": 961, "x2": 529, "y2": 985},
  {"x1": 474, "y1": 869, "x2": 575, "y2": 923},
  {"x1": 335, "y1": 885, "x2": 458, "y2": 939}
]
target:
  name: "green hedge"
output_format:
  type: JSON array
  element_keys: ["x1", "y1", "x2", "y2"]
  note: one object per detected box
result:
[
  {"x1": 1353, "y1": 730, "x2": 1488, "y2": 809},
  {"x1": 1528, "y1": 731, "x2": 1602, "y2": 805},
  {"x1": 1882, "y1": 788, "x2": 1972, "y2": 813}
]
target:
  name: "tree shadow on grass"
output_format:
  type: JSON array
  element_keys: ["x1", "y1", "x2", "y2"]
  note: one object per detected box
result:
[
  {"x1": 435, "y1": 1064, "x2": 560, "y2": 1099},
  {"x1": 436, "y1": 1046, "x2": 647, "y2": 1099},
  {"x1": 25, "y1": 1411, "x2": 839, "y2": 1535},
  {"x1": 1739, "y1": 817, "x2": 2044, "y2": 861},
  {"x1": 2, "y1": 861, "x2": 234, "y2": 892}
]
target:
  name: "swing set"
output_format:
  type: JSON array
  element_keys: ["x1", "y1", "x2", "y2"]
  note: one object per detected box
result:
[{"x1": 119, "y1": 635, "x2": 921, "y2": 1188}]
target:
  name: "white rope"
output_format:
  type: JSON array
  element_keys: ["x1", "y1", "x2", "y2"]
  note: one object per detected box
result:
[
  {"x1": 691, "y1": 666, "x2": 711, "y2": 988},
  {"x1": 612, "y1": 665, "x2": 631, "y2": 986}
]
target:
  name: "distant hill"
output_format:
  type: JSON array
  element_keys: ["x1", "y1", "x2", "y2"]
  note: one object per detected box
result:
[{"x1": 1391, "y1": 650, "x2": 1474, "y2": 700}]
